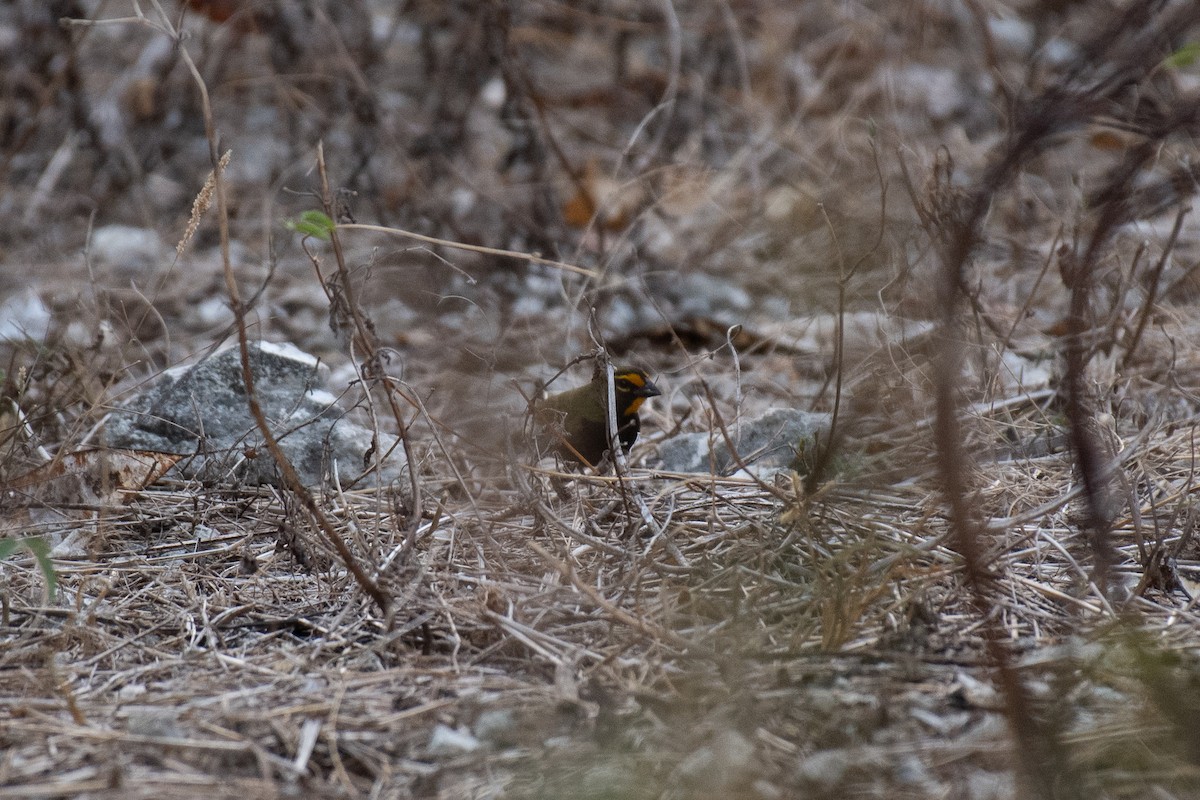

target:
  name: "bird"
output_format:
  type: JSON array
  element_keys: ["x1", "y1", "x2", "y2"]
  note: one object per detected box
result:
[{"x1": 533, "y1": 366, "x2": 661, "y2": 467}]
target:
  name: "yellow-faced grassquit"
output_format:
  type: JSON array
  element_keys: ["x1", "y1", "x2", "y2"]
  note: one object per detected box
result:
[{"x1": 534, "y1": 366, "x2": 661, "y2": 467}]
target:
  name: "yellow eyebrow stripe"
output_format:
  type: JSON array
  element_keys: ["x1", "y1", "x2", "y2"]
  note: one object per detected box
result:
[{"x1": 617, "y1": 371, "x2": 645, "y2": 388}]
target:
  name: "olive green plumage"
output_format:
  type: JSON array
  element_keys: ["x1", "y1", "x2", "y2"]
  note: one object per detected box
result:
[{"x1": 534, "y1": 367, "x2": 661, "y2": 466}]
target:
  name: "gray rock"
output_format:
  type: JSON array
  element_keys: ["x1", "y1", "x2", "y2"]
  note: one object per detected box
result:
[
  {"x1": 671, "y1": 271, "x2": 753, "y2": 318},
  {"x1": 967, "y1": 770, "x2": 1015, "y2": 800},
  {"x1": 105, "y1": 341, "x2": 406, "y2": 488},
  {"x1": 675, "y1": 730, "x2": 757, "y2": 792},
  {"x1": 657, "y1": 407, "x2": 830, "y2": 475},
  {"x1": 644, "y1": 270, "x2": 753, "y2": 323},
  {"x1": 794, "y1": 748, "x2": 857, "y2": 786},
  {"x1": 227, "y1": 131, "x2": 292, "y2": 187},
  {"x1": 596, "y1": 270, "x2": 757, "y2": 336},
  {"x1": 473, "y1": 709, "x2": 518, "y2": 746},
  {"x1": 657, "y1": 431, "x2": 715, "y2": 474},
  {"x1": 89, "y1": 225, "x2": 165, "y2": 273}
]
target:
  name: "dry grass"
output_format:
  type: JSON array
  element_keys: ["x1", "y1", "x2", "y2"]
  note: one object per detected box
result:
[
  {"x1": 7, "y1": 397, "x2": 1200, "y2": 797},
  {"x1": 5, "y1": 1, "x2": 1200, "y2": 798}
]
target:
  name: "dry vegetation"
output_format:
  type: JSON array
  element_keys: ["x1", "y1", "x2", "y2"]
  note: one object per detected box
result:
[{"x1": 5, "y1": 0, "x2": 1200, "y2": 798}]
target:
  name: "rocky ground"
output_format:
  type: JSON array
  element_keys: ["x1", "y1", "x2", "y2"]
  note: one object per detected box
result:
[{"x1": 4, "y1": 1, "x2": 1200, "y2": 798}]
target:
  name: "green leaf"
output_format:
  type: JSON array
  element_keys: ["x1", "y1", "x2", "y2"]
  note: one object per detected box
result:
[
  {"x1": 1163, "y1": 42, "x2": 1200, "y2": 69},
  {"x1": 284, "y1": 210, "x2": 335, "y2": 240},
  {"x1": 23, "y1": 538, "x2": 57, "y2": 601},
  {"x1": 1, "y1": 536, "x2": 58, "y2": 600}
]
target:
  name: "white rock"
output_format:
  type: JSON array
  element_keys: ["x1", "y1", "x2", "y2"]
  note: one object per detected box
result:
[
  {"x1": 427, "y1": 724, "x2": 481, "y2": 755},
  {"x1": 194, "y1": 296, "x2": 232, "y2": 328},
  {"x1": 987, "y1": 16, "x2": 1035, "y2": 55},
  {"x1": 891, "y1": 64, "x2": 967, "y2": 122},
  {"x1": 0, "y1": 289, "x2": 51, "y2": 342}
]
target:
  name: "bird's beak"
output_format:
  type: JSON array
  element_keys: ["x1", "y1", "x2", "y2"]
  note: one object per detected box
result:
[{"x1": 639, "y1": 380, "x2": 661, "y2": 398}]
